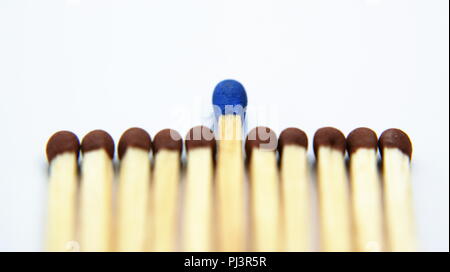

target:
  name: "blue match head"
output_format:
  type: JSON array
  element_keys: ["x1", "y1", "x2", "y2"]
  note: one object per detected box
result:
[{"x1": 212, "y1": 79, "x2": 248, "y2": 116}]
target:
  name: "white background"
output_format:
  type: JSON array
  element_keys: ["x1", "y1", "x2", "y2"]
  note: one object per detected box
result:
[{"x1": 0, "y1": 0, "x2": 448, "y2": 251}]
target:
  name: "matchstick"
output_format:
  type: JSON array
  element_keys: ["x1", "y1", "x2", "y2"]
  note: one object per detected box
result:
[
  {"x1": 182, "y1": 126, "x2": 216, "y2": 251},
  {"x1": 245, "y1": 127, "x2": 280, "y2": 251},
  {"x1": 278, "y1": 128, "x2": 311, "y2": 252},
  {"x1": 379, "y1": 128, "x2": 416, "y2": 251},
  {"x1": 116, "y1": 128, "x2": 152, "y2": 252},
  {"x1": 46, "y1": 131, "x2": 80, "y2": 252},
  {"x1": 212, "y1": 79, "x2": 247, "y2": 251},
  {"x1": 347, "y1": 128, "x2": 383, "y2": 252},
  {"x1": 150, "y1": 129, "x2": 182, "y2": 251},
  {"x1": 313, "y1": 127, "x2": 352, "y2": 251},
  {"x1": 79, "y1": 130, "x2": 115, "y2": 252}
]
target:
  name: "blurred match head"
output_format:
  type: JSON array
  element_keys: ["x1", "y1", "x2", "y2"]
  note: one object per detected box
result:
[
  {"x1": 346, "y1": 127, "x2": 378, "y2": 155},
  {"x1": 46, "y1": 131, "x2": 80, "y2": 163},
  {"x1": 313, "y1": 127, "x2": 346, "y2": 157},
  {"x1": 81, "y1": 130, "x2": 115, "y2": 159},
  {"x1": 118, "y1": 127, "x2": 152, "y2": 159},
  {"x1": 278, "y1": 127, "x2": 308, "y2": 154},
  {"x1": 185, "y1": 126, "x2": 216, "y2": 153},
  {"x1": 379, "y1": 128, "x2": 412, "y2": 159},
  {"x1": 245, "y1": 127, "x2": 278, "y2": 157},
  {"x1": 212, "y1": 79, "x2": 248, "y2": 116},
  {"x1": 153, "y1": 129, "x2": 183, "y2": 155}
]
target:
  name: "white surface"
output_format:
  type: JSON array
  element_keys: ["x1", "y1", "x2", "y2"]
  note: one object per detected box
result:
[{"x1": 0, "y1": 0, "x2": 448, "y2": 251}]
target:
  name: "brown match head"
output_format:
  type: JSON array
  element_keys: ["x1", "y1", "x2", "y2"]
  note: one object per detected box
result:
[
  {"x1": 245, "y1": 127, "x2": 278, "y2": 157},
  {"x1": 346, "y1": 127, "x2": 378, "y2": 155},
  {"x1": 313, "y1": 127, "x2": 346, "y2": 157},
  {"x1": 81, "y1": 130, "x2": 115, "y2": 159},
  {"x1": 278, "y1": 128, "x2": 308, "y2": 154},
  {"x1": 118, "y1": 127, "x2": 152, "y2": 159},
  {"x1": 185, "y1": 126, "x2": 216, "y2": 153},
  {"x1": 378, "y1": 128, "x2": 412, "y2": 159},
  {"x1": 153, "y1": 129, "x2": 183, "y2": 154},
  {"x1": 46, "y1": 131, "x2": 80, "y2": 163}
]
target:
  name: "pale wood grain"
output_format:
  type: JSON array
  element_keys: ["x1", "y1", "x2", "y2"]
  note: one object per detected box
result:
[
  {"x1": 279, "y1": 145, "x2": 311, "y2": 251},
  {"x1": 47, "y1": 152, "x2": 78, "y2": 251},
  {"x1": 116, "y1": 147, "x2": 151, "y2": 251},
  {"x1": 80, "y1": 149, "x2": 114, "y2": 252}
]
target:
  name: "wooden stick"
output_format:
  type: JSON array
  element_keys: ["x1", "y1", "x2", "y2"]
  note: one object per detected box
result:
[
  {"x1": 150, "y1": 129, "x2": 182, "y2": 251},
  {"x1": 246, "y1": 127, "x2": 280, "y2": 251},
  {"x1": 182, "y1": 126, "x2": 215, "y2": 251},
  {"x1": 347, "y1": 128, "x2": 383, "y2": 252},
  {"x1": 215, "y1": 114, "x2": 246, "y2": 251},
  {"x1": 379, "y1": 128, "x2": 416, "y2": 252},
  {"x1": 46, "y1": 131, "x2": 80, "y2": 252},
  {"x1": 116, "y1": 128, "x2": 152, "y2": 252},
  {"x1": 278, "y1": 128, "x2": 311, "y2": 251},
  {"x1": 314, "y1": 127, "x2": 352, "y2": 252},
  {"x1": 80, "y1": 130, "x2": 115, "y2": 252}
]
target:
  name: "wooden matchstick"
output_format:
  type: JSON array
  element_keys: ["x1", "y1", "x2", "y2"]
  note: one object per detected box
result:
[
  {"x1": 245, "y1": 127, "x2": 280, "y2": 251},
  {"x1": 80, "y1": 130, "x2": 115, "y2": 252},
  {"x1": 150, "y1": 129, "x2": 182, "y2": 251},
  {"x1": 116, "y1": 128, "x2": 152, "y2": 252},
  {"x1": 212, "y1": 79, "x2": 248, "y2": 251},
  {"x1": 379, "y1": 128, "x2": 416, "y2": 252},
  {"x1": 313, "y1": 127, "x2": 352, "y2": 251},
  {"x1": 182, "y1": 126, "x2": 216, "y2": 251},
  {"x1": 278, "y1": 128, "x2": 311, "y2": 252},
  {"x1": 46, "y1": 131, "x2": 80, "y2": 252},
  {"x1": 347, "y1": 128, "x2": 384, "y2": 252}
]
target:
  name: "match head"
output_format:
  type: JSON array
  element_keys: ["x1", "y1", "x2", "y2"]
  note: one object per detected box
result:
[
  {"x1": 379, "y1": 128, "x2": 412, "y2": 159},
  {"x1": 245, "y1": 127, "x2": 278, "y2": 157},
  {"x1": 185, "y1": 126, "x2": 216, "y2": 153},
  {"x1": 81, "y1": 130, "x2": 115, "y2": 159},
  {"x1": 118, "y1": 127, "x2": 152, "y2": 159},
  {"x1": 313, "y1": 127, "x2": 346, "y2": 157},
  {"x1": 153, "y1": 129, "x2": 183, "y2": 155},
  {"x1": 212, "y1": 79, "x2": 248, "y2": 115},
  {"x1": 46, "y1": 131, "x2": 80, "y2": 163},
  {"x1": 278, "y1": 127, "x2": 308, "y2": 154},
  {"x1": 346, "y1": 127, "x2": 378, "y2": 155}
]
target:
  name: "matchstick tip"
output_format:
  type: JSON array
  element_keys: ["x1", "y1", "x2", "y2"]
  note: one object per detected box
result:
[
  {"x1": 118, "y1": 127, "x2": 152, "y2": 159},
  {"x1": 153, "y1": 129, "x2": 183, "y2": 154},
  {"x1": 313, "y1": 127, "x2": 346, "y2": 157},
  {"x1": 81, "y1": 130, "x2": 115, "y2": 159},
  {"x1": 185, "y1": 126, "x2": 216, "y2": 152},
  {"x1": 278, "y1": 127, "x2": 308, "y2": 153},
  {"x1": 212, "y1": 79, "x2": 248, "y2": 115},
  {"x1": 379, "y1": 128, "x2": 412, "y2": 159},
  {"x1": 346, "y1": 127, "x2": 378, "y2": 155},
  {"x1": 245, "y1": 126, "x2": 278, "y2": 157},
  {"x1": 46, "y1": 131, "x2": 80, "y2": 162}
]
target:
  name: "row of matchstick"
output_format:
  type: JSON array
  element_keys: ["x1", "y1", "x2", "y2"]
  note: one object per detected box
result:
[{"x1": 46, "y1": 118, "x2": 414, "y2": 252}]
